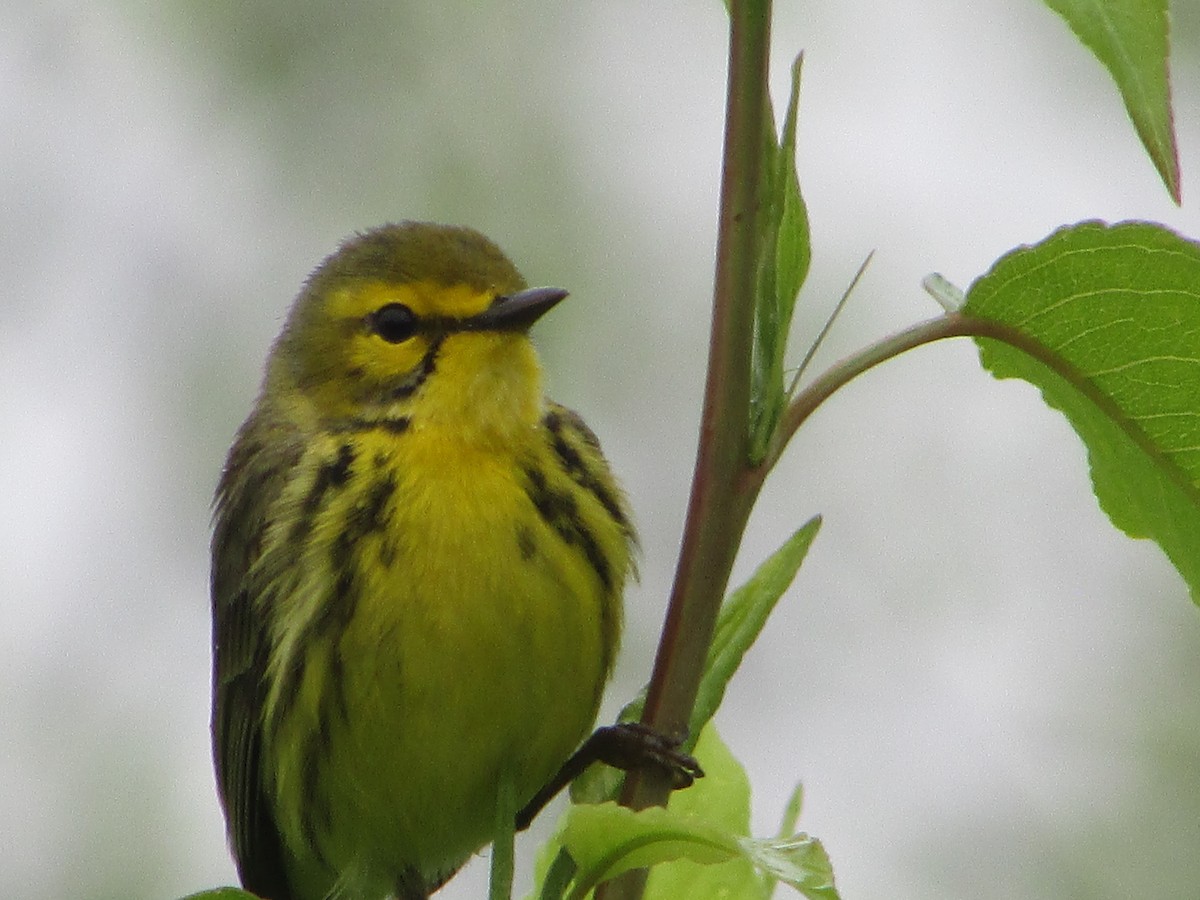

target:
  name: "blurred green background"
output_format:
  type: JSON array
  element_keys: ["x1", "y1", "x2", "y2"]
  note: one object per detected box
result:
[{"x1": 3, "y1": 2, "x2": 1200, "y2": 898}]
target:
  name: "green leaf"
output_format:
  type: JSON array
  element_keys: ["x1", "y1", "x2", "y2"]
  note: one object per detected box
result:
[
  {"x1": 739, "y1": 834, "x2": 839, "y2": 900},
  {"x1": 642, "y1": 727, "x2": 765, "y2": 900},
  {"x1": 691, "y1": 516, "x2": 821, "y2": 745},
  {"x1": 751, "y1": 54, "x2": 812, "y2": 461},
  {"x1": 963, "y1": 220, "x2": 1200, "y2": 601},
  {"x1": 531, "y1": 848, "x2": 578, "y2": 900},
  {"x1": 177, "y1": 890, "x2": 259, "y2": 900},
  {"x1": 1041, "y1": 0, "x2": 1179, "y2": 202},
  {"x1": 762, "y1": 782, "x2": 808, "y2": 896},
  {"x1": 773, "y1": 55, "x2": 812, "y2": 340},
  {"x1": 645, "y1": 726, "x2": 762, "y2": 900},
  {"x1": 661, "y1": 721, "x2": 754, "y2": 834},
  {"x1": 550, "y1": 727, "x2": 839, "y2": 900},
  {"x1": 776, "y1": 782, "x2": 806, "y2": 839},
  {"x1": 560, "y1": 803, "x2": 741, "y2": 900}
]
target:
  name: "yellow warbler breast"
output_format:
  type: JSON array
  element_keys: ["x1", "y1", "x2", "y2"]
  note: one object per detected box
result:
[{"x1": 265, "y1": 417, "x2": 623, "y2": 895}]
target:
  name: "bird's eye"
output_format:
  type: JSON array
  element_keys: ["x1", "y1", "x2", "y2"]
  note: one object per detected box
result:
[{"x1": 370, "y1": 304, "x2": 418, "y2": 343}]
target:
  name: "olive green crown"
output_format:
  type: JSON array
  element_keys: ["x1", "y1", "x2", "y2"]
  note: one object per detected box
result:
[{"x1": 306, "y1": 222, "x2": 527, "y2": 297}]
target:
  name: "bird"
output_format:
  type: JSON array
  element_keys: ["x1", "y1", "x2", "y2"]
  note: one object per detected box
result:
[{"x1": 210, "y1": 222, "x2": 637, "y2": 900}]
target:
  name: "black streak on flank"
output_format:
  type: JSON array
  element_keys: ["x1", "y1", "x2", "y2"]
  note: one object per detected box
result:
[
  {"x1": 290, "y1": 443, "x2": 356, "y2": 544},
  {"x1": 268, "y1": 456, "x2": 393, "y2": 801},
  {"x1": 377, "y1": 417, "x2": 411, "y2": 434},
  {"x1": 523, "y1": 465, "x2": 613, "y2": 592},
  {"x1": 543, "y1": 410, "x2": 585, "y2": 474},
  {"x1": 310, "y1": 519, "x2": 366, "y2": 647},
  {"x1": 299, "y1": 471, "x2": 399, "y2": 798},
  {"x1": 287, "y1": 468, "x2": 397, "y2": 745},
  {"x1": 298, "y1": 728, "x2": 325, "y2": 850},
  {"x1": 524, "y1": 465, "x2": 577, "y2": 528},
  {"x1": 542, "y1": 410, "x2": 630, "y2": 536},
  {"x1": 355, "y1": 475, "x2": 397, "y2": 539},
  {"x1": 331, "y1": 416, "x2": 411, "y2": 436},
  {"x1": 269, "y1": 647, "x2": 307, "y2": 742},
  {"x1": 327, "y1": 644, "x2": 350, "y2": 725},
  {"x1": 326, "y1": 444, "x2": 355, "y2": 486},
  {"x1": 516, "y1": 525, "x2": 537, "y2": 561},
  {"x1": 303, "y1": 472, "x2": 396, "y2": 677}
]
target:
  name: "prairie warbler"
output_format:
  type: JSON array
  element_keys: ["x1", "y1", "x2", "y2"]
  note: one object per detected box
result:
[{"x1": 211, "y1": 223, "x2": 636, "y2": 900}]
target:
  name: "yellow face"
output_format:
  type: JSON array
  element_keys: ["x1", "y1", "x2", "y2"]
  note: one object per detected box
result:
[
  {"x1": 271, "y1": 275, "x2": 557, "y2": 438},
  {"x1": 335, "y1": 279, "x2": 496, "y2": 396}
]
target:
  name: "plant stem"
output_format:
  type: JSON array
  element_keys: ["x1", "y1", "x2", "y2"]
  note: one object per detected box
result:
[
  {"x1": 599, "y1": 10, "x2": 772, "y2": 900},
  {"x1": 762, "y1": 314, "x2": 967, "y2": 475},
  {"x1": 624, "y1": 0, "x2": 771, "y2": 801},
  {"x1": 750, "y1": 311, "x2": 1061, "y2": 490}
]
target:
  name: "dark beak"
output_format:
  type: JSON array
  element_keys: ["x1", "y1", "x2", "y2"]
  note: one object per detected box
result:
[{"x1": 467, "y1": 286, "x2": 569, "y2": 332}]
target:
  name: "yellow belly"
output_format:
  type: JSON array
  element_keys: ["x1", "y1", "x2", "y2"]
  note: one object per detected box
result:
[{"x1": 267, "y1": 436, "x2": 614, "y2": 897}]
